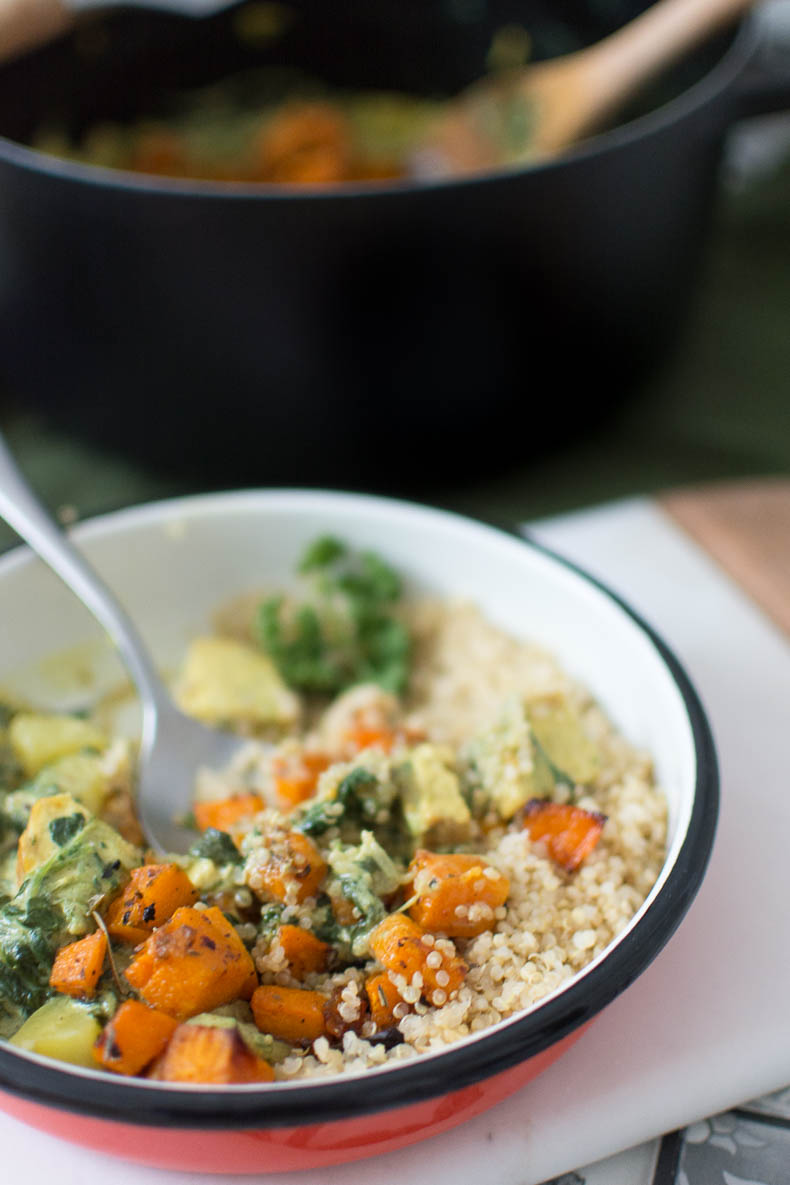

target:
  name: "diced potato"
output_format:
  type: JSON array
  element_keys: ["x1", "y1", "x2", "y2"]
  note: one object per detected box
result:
[
  {"x1": 16, "y1": 793, "x2": 91, "y2": 883},
  {"x1": 175, "y1": 636, "x2": 300, "y2": 728},
  {"x1": 527, "y1": 698, "x2": 599, "y2": 785},
  {"x1": 28, "y1": 752, "x2": 112, "y2": 815},
  {"x1": 10, "y1": 995, "x2": 102, "y2": 1067},
  {"x1": 399, "y1": 744, "x2": 470, "y2": 839},
  {"x1": 9, "y1": 713, "x2": 107, "y2": 777}
]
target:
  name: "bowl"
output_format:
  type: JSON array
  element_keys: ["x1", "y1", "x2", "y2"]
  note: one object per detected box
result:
[{"x1": 0, "y1": 489, "x2": 718, "y2": 1174}]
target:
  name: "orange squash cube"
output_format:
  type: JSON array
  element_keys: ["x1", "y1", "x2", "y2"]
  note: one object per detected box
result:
[
  {"x1": 364, "y1": 972, "x2": 408, "y2": 1030},
  {"x1": 251, "y1": 985, "x2": 328, "y2": 1045},
  {"x1": 124, "y1": 905, "x2": 258, "y2": 1019},
  {"x1": 151, "y1": 1023, "x2": 274, "y2": 1084},
  {"x1": 271, "y1": 752, "x2": 330, "y2": 808},
  {"x1": 406, "y1": 849, "x2": 510, "y2": 938},
  {"x1": 369, "y1": 913, "x2": 466, "y2": 1005},
  {"x1": 247, "y1": 831, "x2": 326, "y2": 905},
  {"x1": 94, "y1": 1000, "x2": 178, "y2": 1076},
  {"x1": 105, "y1": 863, "x2": 199, "y2": 946},
  {"x1": 194, "y1": 792, "x2": 265, "y2": 834},
  {"x1": 276, "y1": 925, "x2": 329, "y2": 979},
  {"x1": 49, "y1": 930, "x2": 107, "y2": 999},
  {"x1": 522, "y1": 800, "x2": 606, "y2": 872}
]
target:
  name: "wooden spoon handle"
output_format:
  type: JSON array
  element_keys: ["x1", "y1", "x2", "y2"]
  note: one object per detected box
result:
[
  {"x1": 0, "y1": 0, "x2": 72, "y2": 64},
  {"x1": 583, "y1": 0, "x2": 757, "y2": 118}
]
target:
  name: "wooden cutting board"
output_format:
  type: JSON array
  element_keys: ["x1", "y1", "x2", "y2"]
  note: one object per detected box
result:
[{"x1": 660, "y1": 476, "x2": 790, "y2": 637}]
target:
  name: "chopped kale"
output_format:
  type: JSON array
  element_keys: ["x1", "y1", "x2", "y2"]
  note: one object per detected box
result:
[
  {"x1": 293, "y1": 767, "x2": 379, "y2": 838},
  {"x1": 321, "y1": 832, "x2": 403, "y2": 960},
  {"x1": 256, "y1": 538, "x2": 411, "y2": 695},
  {"x1": 188, "y1": 827, "x2": 243, "y2": 866},
  {"x1": 48, "y1": 812, "x2": 87, "y2": 847},
  {"x1": 257, "y1": 903, "x2": 285, "y2": 943},
  {"x1": 0, "y1": 813, "x2": 139, "y2": 1036},
  {"x1": 309, "y1": 897, "x2": 342, "y2": 947}
]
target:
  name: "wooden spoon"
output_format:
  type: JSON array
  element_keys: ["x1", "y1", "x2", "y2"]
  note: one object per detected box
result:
[{"x1": 414, "y1": 0, "x2": 757, "y2": 178}]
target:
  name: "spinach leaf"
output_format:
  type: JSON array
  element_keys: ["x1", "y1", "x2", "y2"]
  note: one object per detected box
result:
[
  {"x1": 188, "y1": 827, "x2": 243, "y2": 867},
  {"x1": 49, "y1": 813, "x2": 87, "y2": 847},
  {"x1": 0, "y1": 815, "x2": 140, "y2": 1037},
  {"x1": 293, "y1": 768, "x2": 379, "y2": 838}
]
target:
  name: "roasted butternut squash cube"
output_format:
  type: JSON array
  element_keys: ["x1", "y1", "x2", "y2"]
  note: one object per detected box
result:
[
  {"x1": 522, "y1": 800, "x2": 606, "y2": 872},
  {"x1": 369, "y1": 913, "x2": 466, "y2": 1006},
  {"x1": 124, "y1": 905, "x2": 258, "y2": 1019},
  {"x1": 250, "y1": 984, "x2": 328, "y2": 1045},
  {"x1": 364, "y1": 972, "x2": 408, "y2": 1030},
  {"x1": 94, "y1": 1000, "x2": 178, "y2": 1076},
  {"x1": 49, "y1": 929, "x2": 107, "y2": 999},
  {"x1": 150, "y1": 1023, "x2": 274, "y2": 1084},
  {"x1": 276, "y1": 924, "x2": 329, "y2": 978},
  {"x1": 194, "y1": 793, "x2": 264, "y2": 834},
  {"x1": 105, "y1": 863, "x2": 199, "y2": 945},
  {"x1": 406, "y1": 849, "x2": 510, "y2": 938},
  {"x1": 247, "y1": 831, "x2": 326, "y2": 905}
]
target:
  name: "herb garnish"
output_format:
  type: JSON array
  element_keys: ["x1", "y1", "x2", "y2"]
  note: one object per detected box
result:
[
  {"x1": 256, "y1": 537, "x2": 410, "y2": 695},
  {"x1": 188, "y1": 828, "x2": 243, "y2": 867},
  {"x1": 49, "y1": 813, "x2": 87, "y2": 847}
]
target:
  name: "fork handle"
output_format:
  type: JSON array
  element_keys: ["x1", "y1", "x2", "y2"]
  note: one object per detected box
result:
[
  {"x1": 0, "y1": 0, "x2": 72, "y2": 63},
  {"x1": 0, "y1": 431, "x2": 169, "y2": 714}
]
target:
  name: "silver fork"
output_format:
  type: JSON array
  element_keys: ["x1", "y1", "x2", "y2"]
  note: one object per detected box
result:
[{"x1": 0, "y1": 432, "x2": 246, "y2": 853}]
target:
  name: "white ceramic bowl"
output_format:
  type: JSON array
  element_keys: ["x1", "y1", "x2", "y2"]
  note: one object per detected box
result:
[{"x1": 0, "y1": 489, "x2": 718, "y2": 1174}]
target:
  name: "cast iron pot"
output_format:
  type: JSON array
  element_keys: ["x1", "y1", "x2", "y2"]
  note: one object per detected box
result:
[{"x1": 0, "y1": 1, "x2": 787, "y2": 487}]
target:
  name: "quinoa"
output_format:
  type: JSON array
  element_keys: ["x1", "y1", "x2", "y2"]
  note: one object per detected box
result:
[
  {"x1": 239, "y1": 599, "x2": 667, "y2": 1079},
  {"x1": 0, "y1": 585, "x2": 665, "y2": 1085}
]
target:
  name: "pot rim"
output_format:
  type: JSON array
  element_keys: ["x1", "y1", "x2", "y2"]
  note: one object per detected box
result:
[
  {"x1": 0, "y1": 8, "x2": 756, "y2": 198},
  {"x1": 0, "y1": 488, "x2": 719, "y2": 1129}
]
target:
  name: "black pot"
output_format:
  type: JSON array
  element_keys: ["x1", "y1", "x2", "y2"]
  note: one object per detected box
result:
[{"x1": 0, "y1": 1, "x2": 787, "y2": 488}]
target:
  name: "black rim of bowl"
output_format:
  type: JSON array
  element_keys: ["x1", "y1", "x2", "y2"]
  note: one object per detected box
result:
[{"x1": 0, "y1": 525, "x2": 719, "y2": 1129}]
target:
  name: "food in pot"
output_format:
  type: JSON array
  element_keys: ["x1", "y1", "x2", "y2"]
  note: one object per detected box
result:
[
  {"x1": 0, "y1": 539, "x2": 666, "y2": 1081},
  {"x1": 32, "y1": 74, "x2": 443, "y2": 185}
]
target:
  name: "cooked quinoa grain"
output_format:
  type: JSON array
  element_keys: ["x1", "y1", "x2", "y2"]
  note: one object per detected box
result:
[
  {"x1": 0, "y1": 545, "x2": 666, "y2": 1086},
  {"x1": 230, "y1": 599, "x2": 667, "y2": 1079}
]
